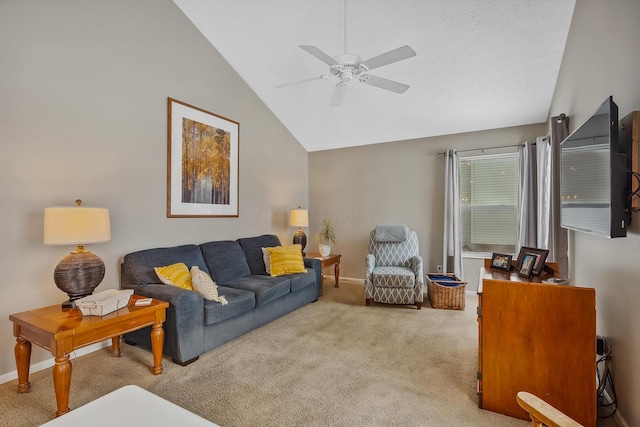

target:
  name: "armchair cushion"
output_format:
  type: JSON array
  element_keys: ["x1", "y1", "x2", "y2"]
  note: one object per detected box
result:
[
  {"x1": 374, "y1": 225, "x2": 409, "y2": 242},
  {"x1": 372, "y1": 266, "x2": 415, "y2": 288}
]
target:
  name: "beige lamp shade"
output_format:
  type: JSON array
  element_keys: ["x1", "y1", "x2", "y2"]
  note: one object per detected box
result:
[
  {"x1": 44, "y1": 206, "x2": 111, "y2": 245},
  {"x1": 289, "y1": 208, "x2": 309, "y2": 228}
]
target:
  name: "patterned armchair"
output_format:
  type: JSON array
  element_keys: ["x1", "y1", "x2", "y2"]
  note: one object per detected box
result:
[{"x1": 365, "y1": 225, "x2": 424, "y2": 309}]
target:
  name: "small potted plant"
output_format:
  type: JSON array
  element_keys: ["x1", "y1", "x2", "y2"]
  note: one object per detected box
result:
[{"x1": 314, "y1": 219, "x2": 336, "y2": 257}]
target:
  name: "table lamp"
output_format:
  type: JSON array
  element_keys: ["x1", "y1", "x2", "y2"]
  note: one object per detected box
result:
[
  {"x1": 44, "y1": 199, "x2": 111, "y2": 308},
  {"x1": 289, "y1": 206, "x2": 308, "y2": 256}
]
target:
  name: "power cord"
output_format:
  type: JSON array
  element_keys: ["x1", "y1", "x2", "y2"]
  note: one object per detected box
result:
[
  {"x1": 628, "y1": 171, "x2": 640, "y2": 212},
  {"x1": 596, "y1": 341, "x2": 617, "y2": 418}
]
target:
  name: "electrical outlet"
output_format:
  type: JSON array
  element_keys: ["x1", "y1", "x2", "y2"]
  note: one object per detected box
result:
[{"x1": 436, "y1": 265, "x2": 443, "y2": 273}]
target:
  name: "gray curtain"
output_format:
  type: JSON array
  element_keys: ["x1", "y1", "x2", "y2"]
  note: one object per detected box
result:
[
  {"x1": 516, "y1": 141, "x2": 537, "y2": 249},
  {"x1": 516, "y1": 116, "x2": 569, "y2": 278},
  {"x1": 550, "y1": 115, "x2": 570, "y2": 277},
  {"x1": 536, "y1": 136, "x2": 552, "y2": 248},
  {"x1": 517, "y1": 137, "x2": 553, "y2": 250},
  {"x1": 443, "y1": 149, "x2": 462, "y2": 278}
]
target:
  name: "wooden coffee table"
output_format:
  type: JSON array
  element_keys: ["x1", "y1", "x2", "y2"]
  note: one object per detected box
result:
[
  {"x1": 307, "y1": 253, "x2": 341, "y2": 296},
  {"x1": 9, "y1": 294, "x2": 169, "y2": 417}
]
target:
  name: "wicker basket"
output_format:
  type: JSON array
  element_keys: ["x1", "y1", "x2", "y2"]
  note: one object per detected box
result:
[{"x1": 426, "y1": 273, "x2": 467, "y2": 310}]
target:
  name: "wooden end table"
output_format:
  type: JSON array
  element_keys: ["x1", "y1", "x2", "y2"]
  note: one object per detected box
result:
[
  {"x1": 307, "y1": 253, "x2": 341, "y2": 296},
  {"x1": 9, "y1": 294, "x2": 169, "y2": 417}
]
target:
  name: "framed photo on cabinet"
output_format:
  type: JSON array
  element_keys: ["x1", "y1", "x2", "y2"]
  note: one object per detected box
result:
[
  {"x1": 515, "y1": 246, "x2": 549, "y2": 276},
  {"x1": 518, "y1": 253, "x2": 536, "y2": 278},
  {"x1": 490, "y1": 253, "x2": 512, "y2": 271}
]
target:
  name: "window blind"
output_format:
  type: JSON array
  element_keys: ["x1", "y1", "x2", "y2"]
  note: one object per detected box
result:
[{"x1": 459, "y1": 153, "x2": 518, "y2": 252}]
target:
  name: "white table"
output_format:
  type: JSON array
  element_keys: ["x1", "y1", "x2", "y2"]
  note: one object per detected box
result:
[{"x1": 40, "y1": 385, "x2": 219, "y2": 426}]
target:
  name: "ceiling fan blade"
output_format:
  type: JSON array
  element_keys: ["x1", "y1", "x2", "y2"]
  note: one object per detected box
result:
[
  {"x1": 359, "y1": 74, "x2": 409, "y2": 94},
  {"x1": 360, "y1": 45, "x2": 416, "y2": 71},
  {"x1": 330, "y1": 83, "x2": 347, "y2": 107},
  {"x1": 299, "y1": 45, "x2": 340, "y2": 66},
  {"x1": 275, "y1": 75, "x2": 333, "y2": 88}
]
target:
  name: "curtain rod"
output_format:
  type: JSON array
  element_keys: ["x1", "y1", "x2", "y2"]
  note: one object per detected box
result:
[
  {"x1": 434, "y1": 113, "x2": 566, "y2": 156},
  {"x1": 435, "y1": 142, "x2": 531, "y2": 156}
]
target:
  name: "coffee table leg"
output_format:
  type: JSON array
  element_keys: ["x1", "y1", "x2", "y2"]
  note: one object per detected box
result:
[
  {"x1": 111, "y1": 336, "x2": 121, "y2": 357},
  {"x1": 15, "y1": 337, "x2": 31, "y2": 394},
  {"x1": 150, "y1": 322, "x2": 164, "y2": 375},
  {"x1": 334, "y1": 262, "x2": 340, "y2": 288},
  {"x1": 53, "y1": 354, "x2": 71, "y2": 417}
]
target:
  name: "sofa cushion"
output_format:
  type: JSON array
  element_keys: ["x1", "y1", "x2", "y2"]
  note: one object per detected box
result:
[
  {"x1": 288, "y1": 270, "x2": 317, "y2": 293},
  {"x1": 154, "y1": 263, "x2": 193, "y2": 290},
  {"x1": 262, "y1": 248, "x2": 271, "y2": 274},
  {"x1": 267, "y1": 244, "x2": 307, "y2": 276},
  {"x1": 191, "y1": 266, "x2": 228, "y2": 304},
  {"x1": 237, "y1": 234, "x2": 281, "y2": 275},
  {"x1": 123, "y1": 245, "x2": 209, "y2": 285},
  {"x1": 200, "y1": 240, "x2": 251, "y2": 283},
  {"x1": 203, "y1": 286, "x2": 255, "y2": 325},
  {"x1": 220, "y1": 275, "x2": 290, "y2": 307}
]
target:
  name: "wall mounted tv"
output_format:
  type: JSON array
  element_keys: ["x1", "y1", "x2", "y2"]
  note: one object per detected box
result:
[{"x1": 560, "y1": 96, "x2": 631, "y2": 238}]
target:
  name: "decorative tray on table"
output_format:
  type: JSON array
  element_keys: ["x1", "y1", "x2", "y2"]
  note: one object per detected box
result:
[{"x1": 76, "y1": 289, "x2": 134, "y2": 316}]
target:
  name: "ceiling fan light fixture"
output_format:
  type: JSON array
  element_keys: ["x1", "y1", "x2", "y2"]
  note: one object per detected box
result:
[{"x1": 274, "y1": 1, "x2": 416, "y2": 106}]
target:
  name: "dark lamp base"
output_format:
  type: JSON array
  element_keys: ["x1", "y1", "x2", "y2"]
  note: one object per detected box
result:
[
  {"x1": 61, "y1": 299, "x2": 77, "y2": 310},
  {"x1": 54, "y1": 249, "x2": 105, "y2": 309},
  {"x1": 293, "y1": 228, "x2": 307, "y2": 256}
]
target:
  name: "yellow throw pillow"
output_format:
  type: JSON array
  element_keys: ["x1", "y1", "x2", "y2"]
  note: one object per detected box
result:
[
  {"x1": 190, "y1": 266, "x2": 228, "y2": 305},
  {"x1": 266, "y1": 244, "x2": 307, "y2": 277},
  {"x1": 154, "y1": 263, "x2": 193, "y2": 290}
]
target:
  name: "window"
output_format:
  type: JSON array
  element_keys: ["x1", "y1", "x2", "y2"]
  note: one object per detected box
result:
[{"x1": 459, "y1": 153, "x2": 518, "y2": 254}]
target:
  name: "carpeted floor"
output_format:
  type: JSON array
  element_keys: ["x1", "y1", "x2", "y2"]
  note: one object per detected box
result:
[{"x1": 0, "y1": 281, "x2": 597, "y2": 426}]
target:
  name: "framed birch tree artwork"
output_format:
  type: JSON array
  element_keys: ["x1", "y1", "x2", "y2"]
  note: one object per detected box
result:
[{"x1": 167, "y1": 98, "x2": 239, "y2": 217}]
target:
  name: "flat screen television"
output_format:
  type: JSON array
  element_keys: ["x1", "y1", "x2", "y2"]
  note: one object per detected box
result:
[{"x1": 560, "y1": 96, "x2": 630, "y2": 238}]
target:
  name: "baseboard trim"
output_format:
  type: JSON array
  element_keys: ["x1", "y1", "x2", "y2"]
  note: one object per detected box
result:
[
  {"x1": 0, "y1": 341, "x2": 110, "y2": 386},
  {"x1": 323, "y1": 275, "x2": 363, "y2": 284}
]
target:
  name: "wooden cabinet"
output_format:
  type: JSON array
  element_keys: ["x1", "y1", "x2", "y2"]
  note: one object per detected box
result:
[{"x1": 477, "y1": 265, "x2": 596, "y2": 426}]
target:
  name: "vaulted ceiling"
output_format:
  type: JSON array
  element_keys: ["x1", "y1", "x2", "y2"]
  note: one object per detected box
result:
[{"x1": 172, "y1": 0, "x2": 576, "y2": 152}]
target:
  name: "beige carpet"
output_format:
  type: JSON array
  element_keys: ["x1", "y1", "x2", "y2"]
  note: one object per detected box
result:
[{"x1": 1, "y1": 281, "x2": 532, "y2": 427}]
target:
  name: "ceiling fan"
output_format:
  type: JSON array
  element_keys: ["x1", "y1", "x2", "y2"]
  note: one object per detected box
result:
[{"x1": 276, "y1": 2, "x2": 416, "y2": 107}]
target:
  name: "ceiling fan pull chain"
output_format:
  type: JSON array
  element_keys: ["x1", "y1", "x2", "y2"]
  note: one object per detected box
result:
[{"x1": 344, "y1": 0, "x2": 347, "y2": 53}]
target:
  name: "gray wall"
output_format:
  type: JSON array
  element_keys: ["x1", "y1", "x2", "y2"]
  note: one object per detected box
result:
[
  {"x1": 549, "y1": 0, "x2": 640, "y2": 424},
  {"x1": 0, "y1": 0, "x2": 308, "y2": 376},
  {"x1": 309, "y1": 123, "x2": 548, "y2": 284}
]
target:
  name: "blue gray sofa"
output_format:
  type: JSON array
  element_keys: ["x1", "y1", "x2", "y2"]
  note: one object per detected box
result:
[{"x1": 120, "y1": 234, "x2": 321, "y2": 365}]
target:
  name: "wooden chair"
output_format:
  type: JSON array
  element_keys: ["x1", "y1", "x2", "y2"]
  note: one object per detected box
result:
[{"x1": 516, "y1": 392, "x2": 583, "y2": 427}]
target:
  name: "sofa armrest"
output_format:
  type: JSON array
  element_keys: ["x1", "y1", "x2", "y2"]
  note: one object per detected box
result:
[
  {"x1": 122, "y1": 282, "x2": 202, "y2": 307},
  {"x1": 120, "y1": 282, "x2": 205, "y2": 363},
  {"x1": 303, "y1": 257, "x2": 322, "y2": 298}
]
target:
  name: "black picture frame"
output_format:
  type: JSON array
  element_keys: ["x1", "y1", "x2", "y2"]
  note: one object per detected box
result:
[
  {"x1": 490, "y1": 253, "x2": 512, "y2": 271},
  {"x1": 515, "y1": 246, "x2": 549, "y2": 276},
  {"x1": 518, "y1": 253, "x2": 537, "y2": 278}
]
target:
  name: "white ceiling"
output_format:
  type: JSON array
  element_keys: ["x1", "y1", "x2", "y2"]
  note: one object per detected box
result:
[{"x1": 172, "y1": 0, "x2": 576, "y2": 152}]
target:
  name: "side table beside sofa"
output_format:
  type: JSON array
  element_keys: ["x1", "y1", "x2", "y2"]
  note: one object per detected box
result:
[
  {"x1": 9, "y1": 295, "x2": 168, "y2": 417},
  {"x1": 306, "y1": 252, "x2": 341, "y2": 296}
]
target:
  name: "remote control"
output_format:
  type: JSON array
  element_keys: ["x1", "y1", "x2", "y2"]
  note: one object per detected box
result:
[{"x1": 135, "y1": 298, "x2": 153, "y2": 306}]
